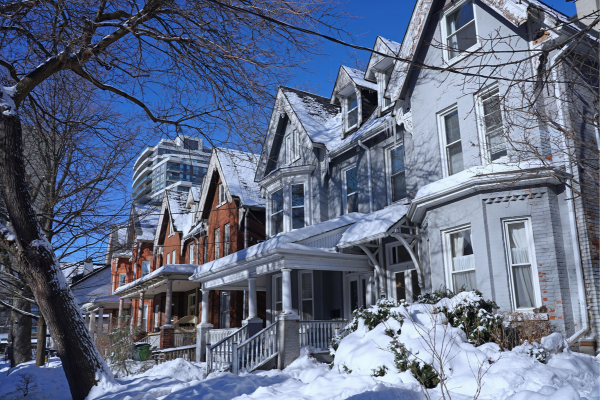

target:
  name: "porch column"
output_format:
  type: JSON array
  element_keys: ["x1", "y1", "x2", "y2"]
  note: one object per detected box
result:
[
  {"x1": 97, "y1": 307, "x2": 105, "y2": 333},
  {"x1": 277, "y1": 268, "x2": 300, "y2": 369},
  {"x1": 89, "y1": 310, "x2": 96, "y2": 334},
  {"x1": 137, "y1": 291, "x2": 145, "y2": 330},
  {"x1": 118, "y1": 298, "x2": 125, "y2": 328},
  {"x1": 161, "y1": 280, "x2": 174, "y2": 350},
  {"x1": 243, "y1": 277, "x2": 263, "y2": 337},
  {"x1": 197, "y1": 288, "x2": 213, "y2": 362},
  {"x1": 281, "y1": 268, "x2": 296, "y2": 317}
]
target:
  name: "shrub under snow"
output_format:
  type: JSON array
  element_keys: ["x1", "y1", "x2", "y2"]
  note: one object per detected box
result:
[{"x1": 332, "y1": 292, "x2": 599, "y2": 399}]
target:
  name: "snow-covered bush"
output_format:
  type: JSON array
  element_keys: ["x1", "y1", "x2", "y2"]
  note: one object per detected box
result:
[
  {"x1": 349, "y1": 298, "x2": 404, "y2": 332},
  {"x1": 421, "y1": 289, "x2": 503, "y2": 345},
  {"x1": 390, "y1": 341, "x2": 440, "y2": 388}
]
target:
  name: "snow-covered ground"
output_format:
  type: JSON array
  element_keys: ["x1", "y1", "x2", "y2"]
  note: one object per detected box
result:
[{"x1": 1, "y1": 293, "x2": 598, "y2": 400}]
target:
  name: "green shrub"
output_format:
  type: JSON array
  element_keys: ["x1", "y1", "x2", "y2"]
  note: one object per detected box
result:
[
  {"x1": 350, "y1": 298, "x2": 404, "y2": 332},
  {"x1": 371, "y1": 365, "x2": 388, "y2": 377},
  {"x1": 390, "y1": 341, "x2": 440, "y2": 389}
]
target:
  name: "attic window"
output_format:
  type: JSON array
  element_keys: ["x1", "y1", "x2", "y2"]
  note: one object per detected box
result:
[
  {"x1": 285, "y1": 129, "x2": 300, "y2": 164},
  {"x1": 218, "y1": 183, "x2": 226, "y2": 205},
  {"x1": 347, "y1": 93, "x2": 359, "y2": 129},
  {"x1": 381, "y1": 67, "x2": 393, "y2": 109},
  {"x1": 444, "y1": 0, "x2": 477, "y2": 60}
]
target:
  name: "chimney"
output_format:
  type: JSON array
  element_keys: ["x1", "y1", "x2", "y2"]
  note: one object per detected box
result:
[
  {"x1": 575, "y1": 0, "x2": 600, "y2": 31},
  {"x1": 83, "y1": 259, "x2": 94, "y2": 275}
]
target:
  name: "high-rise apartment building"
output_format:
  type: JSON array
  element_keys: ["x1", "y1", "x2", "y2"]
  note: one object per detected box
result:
[{"x1": 132, "y1": 136, "x2": 211, "y2": 205}]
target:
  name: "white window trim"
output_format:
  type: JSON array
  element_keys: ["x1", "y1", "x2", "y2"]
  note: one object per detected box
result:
[
  {"x1": 385, "y1": 142, "x2": 407, "y2": 205},
  {"x1": 142, "y1": 304, "x2": 149, "y2": 330},
  {"x1": 285, "y1": 129, "x2": 301, "y2": 165},
  {"x1": 224, "y1": 223, "x2": 231, "y2": 256},
  {"x1": 341, "y1": 89, "x2": 361, "y2": 132},
  {"x1": 166, "y1": 252, "x2": 171, "y2": 265},
  {"x1": 437, "y1": 104, "x2": 461, "y2": 177},
  {"x1": 141, "y1": 260, "x2": 151, "y2": 277},
  {"x1": 218, "y1": 183, "x2": 227, "y2": 207},
  {"x1": 503, "y1": 218, "x2": 541, "y2": 311},
  {"x1": 118, "y1": 273, "x2": 126, "y2": 287},
  {"x1": 290, "y1": 183, "x2": 306, "y2": 230},
  {"x1": 268, "y1": 185, "x2": 285, "y2": 237},
  {"x1": 440, "y1": 0, "x2": 480, "y2": 66},
  {"x1": 154, "y1": 304, "x2": 160, "y2": 329},
  {"x1": 341, "y1": 165, "x2": 358, "y2": 214},
  {"x1": 475, "y1": 83, "x2": 507, "y2": 164},
  {"x1": 272, "y1": 273, "x2": 283, "y2": 319},
  {"x1": 214, "y1": 228, "x2": 220, "y2": 259},
  {"x1": 298, "y1": 271, "x2": 314, "y2": 321},
  {"x1": 344, "y1": 273, "x2": 369, "y2": 319},
  {"x1": 190, "y1": 243, "x2": 196, "y2": 264},
  {"x1": 443, "y1": 225, "x2": 476, "y2": 292},
  {"x1": 376, "y1": 67, "x2": 394, "y2": 111},
  {"x1": 188, "y1": 293, "x2": 196, "y2": 317}
]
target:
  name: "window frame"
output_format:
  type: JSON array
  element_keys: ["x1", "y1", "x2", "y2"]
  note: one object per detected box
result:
[
  {"x1": 214, "y1": 228, "x2": 220, "y2": 259},
  {"x1": 224, "y1": 223, "x2": 231, "y2": 256},
  {"x1": 218, "y1": 182, "x2": 227, "y2": 206},
  {"x1": 154, "y1": 304, "x2": 160, "y2": 329},
  {"x1": 503, "y1": 218, "x2": 541, "y2": 311},
  {"x1": 187, "y1": 293, "x2": 196, "y2": 317},
  {"x1": 290, "y1": 183, "x2": 306, "y2": 230},
  {"x1": 166, "y1": 252, "x2": 171, "y2": 265},
  {"x1": 142, "y1": 304, "x2": 149, "y2": 331},
  {"x1": 386, "y1": 143, "x2": 407, "y2": 204},
  {"x1": 172, "y1": 250, "x2": 176, "y2": 264},
  {"x1": 342, "y1": 165, "x2": 359, "y2": 214},
  {"x1": 437, "y1": 105, "x2": 464, "y2": 177},
  {"x1": 190, "y1": 243, "x2": 196, "y2": 264},
  {"x1": 118, "y1": 273, "x2": 126, "y2": 287},
  {"x1": 344, "y1": 91, "x2": 360, "y2": 131},
  {"x1": 272, "y1": 273, "x2": 283, "y2": 319},
  {"x1": 285, "y1": 129, "x2": 301, "y2": 165},
  {"x1": 443, "y1": 225, "x2": 477, "y2": 292},
  {"x1": 440, "y1": 0, "x2": 479, "y2": 64},
  {"x1": 219, "y1": 291, "x2": 230, "y2": 329},
  {"x1": 377, "y1": 65, "x2": 394, "y2": 111},
  {"x1": 344, "y1": 273, "x2": 369, "y2": 319},
  {"x1": 141, "y1": 260, "x2": 151, "y2": 276},
  {"x1": 203, "y1": 236, "x2": 208, "y2": 263},
  {"x1": 298, "y1": 271, "x2": 314, "y2": 321},
  {"x1": 269, "y1": 187, "x2": 285, "y2": 237},
  {"x1": 476, "y1": 83, "x2": 507, "y2": 164}
]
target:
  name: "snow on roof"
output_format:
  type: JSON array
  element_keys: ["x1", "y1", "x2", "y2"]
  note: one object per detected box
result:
[
  {"x1": 192, "y1": 213, "x2": 364, "y2": 277},
  {"x1": 414, "y1": 160, "x2": 545, "y2": 201},
  {"x1": 166, "y1": 190, "x2": 194, "y2": 236},
  {"x1": 113, "y1": 264, "x2": 197, "y2": 295},
  {"x1": 189, "y1": 187, "x2": 201, "y2": 203},
  {"x1": 337, "y1": 203, "x2": 410, "y2": 248},
  {"x1": 216, "y1": 148, "x2": 265, "y2": 207},
  {"x1": 379, "y1": 37, "x2": 401, "y2": 55},
  {"x1": 133, "y1": 204, "x2": 160, "y2": 241},
  {"x1": 281, "y1": 87, "x2": 390, "y2": 153},
  {"x1": 281, "y1": 87, "x2": 342, "y2": 148},
  {"x1": 341, "y1": 66, "x2": 378, "y2": 91}
]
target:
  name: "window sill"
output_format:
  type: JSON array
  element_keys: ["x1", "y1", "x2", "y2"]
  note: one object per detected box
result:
[
  {"x1": 508, "y1": 312, "x2": 548, "y2": 321},
  {"x1": 443, "y1": 43, "x2": 481, "y2": 68}
]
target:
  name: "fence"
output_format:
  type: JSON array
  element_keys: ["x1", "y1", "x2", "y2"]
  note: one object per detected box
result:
[
  {"x1": 174, "y1": 332, "x2": 196, "y2": 347},
  {"x1": 299, "y1": 320, "x2": 347, "y2": 350}
]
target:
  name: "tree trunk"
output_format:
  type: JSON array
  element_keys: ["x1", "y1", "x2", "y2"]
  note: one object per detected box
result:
[
  {"x1": 0, "y1": 112, "x2": 112, "y2": 400},
  {"x1": 12, "y1": 296, "x2": 32, "y2": 365},
  {"x1": 36, "y1": 313, "x2": 46, "y2": 366}
]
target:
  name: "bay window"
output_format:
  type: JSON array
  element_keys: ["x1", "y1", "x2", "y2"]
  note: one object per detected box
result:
[
  {"x1": 270, "y1": 188, "x2": 284, "y2": 236},
  {"x1": 389, "y1": 145, "x2": 406, "y2": 202},
  {"x1": 446, "y1": 227, "x2": 476, "y2": 291},
  {"x1": 343, "y1": 166, "x2": 358, "y2": 213},
  {"x1": 291, "y1": 184, "x2": 305, "y2": 229},
  {"x1": 445, "y1": 0, "x2": 477, "y2": 60},
  {"x1": 504, "y1": 219, "x2": 539, "y2": 309}
]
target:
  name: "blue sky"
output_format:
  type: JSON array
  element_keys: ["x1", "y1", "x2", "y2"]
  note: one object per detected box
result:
[{"x1": 289, "y1": 0, "x2": 576, "y2": 98}]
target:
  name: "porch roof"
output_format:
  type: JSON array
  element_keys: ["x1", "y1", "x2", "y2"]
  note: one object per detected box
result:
[
  {"x1": 337, "y1": 203, "x2": 409, "y2": 248},
  {"x1": 113, "y1": 264, "x2": 197, "y2": 297},
  {"x1": 82, "y1": 295, "x2": 130, "y2": 311},
  {"x1": 190, "y1": 213, "x2": 365, "y2": 281}
]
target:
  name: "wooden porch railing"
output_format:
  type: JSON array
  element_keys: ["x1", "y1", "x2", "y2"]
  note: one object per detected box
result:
[
  {"x1": 206, "y1": 328, "x2": 239, "y2": 346},
  {"x1": 206, "y1": 325, "x2": 248, "y2": 374},
  {"x1": 234, "y1": 321, "x2": 278, "y2": 374},
  {"x1": 174, "y1": 332, "x2": 196, "y2": 347},
  {"x1": 156, "y1": 344, "x2": 196, "y2": 363},
  {"x1": 299, "y1": 320, "x2": 347, "y2": 350}
]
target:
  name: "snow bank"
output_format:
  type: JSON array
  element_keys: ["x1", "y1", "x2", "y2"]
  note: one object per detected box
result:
[
  {"x1": 140, "y1": 358, "x2": 206, "y2": 382},
  {"x1": 332, "y1": 296, "x2": 599, "y2": 400},
  {"x1": 0, "y1": 359, "x2": 70, "y2": 400}
]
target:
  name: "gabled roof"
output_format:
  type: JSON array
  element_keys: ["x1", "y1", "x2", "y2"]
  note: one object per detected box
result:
[
  {"x1": 330, "y1": 66, "x2": 377, "y2": 104},
  {"x1": 154, "y1": 190, "x2": 195, "y2": 246},
  {"x1": 365, "y1": 36, "x2": 402, "y2": 81},
  {"x1": 197, "y1": 147, "x2": 264, "y2": 221},
  {"x1": 186, "y1": 186, "x2": 201, "y2": 208},
  {"x1": 132, "y1": 204, "x2": 160, "y2": 242},
  {"x1": 216, "y1": 148, "x2": 264, "y2": 208},
  {"x1": 384, "y1": 0, "x2": 580, "y2": 102}
]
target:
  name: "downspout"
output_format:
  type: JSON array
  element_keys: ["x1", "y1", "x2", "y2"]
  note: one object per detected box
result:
[
  {"x1": 551, "y1": 44, "x2": 590, "y2": 345},
  {"x1": 244, "y1": 207, "x2": 248, "y2": 249},
  {"x1": 357, "y1": 140, "x2": 373, "y2": 213}
]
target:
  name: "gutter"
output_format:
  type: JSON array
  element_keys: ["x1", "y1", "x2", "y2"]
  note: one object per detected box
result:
[
  {"x1": 551, "y1": 42, "x2": 590, "y2": 345},
  {"x1": 357, "y1": 140, "x2": 374, "y2": 213}
]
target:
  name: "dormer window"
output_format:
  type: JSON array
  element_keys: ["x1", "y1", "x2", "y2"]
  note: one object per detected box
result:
[
  {"x1": 347, "y1": 93, "x2": 359, "y2": 129},
  {"x1": 380, "y1": 67, "x2": 393, "y2": 109}
]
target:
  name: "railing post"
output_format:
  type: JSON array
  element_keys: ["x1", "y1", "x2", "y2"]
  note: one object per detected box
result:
[
  {"x1": 232, "y1": 342, "x2": 239, "y2": 375},
  {"x1": 206, "y1": 343, "x2": 211, "y2": 374}
]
